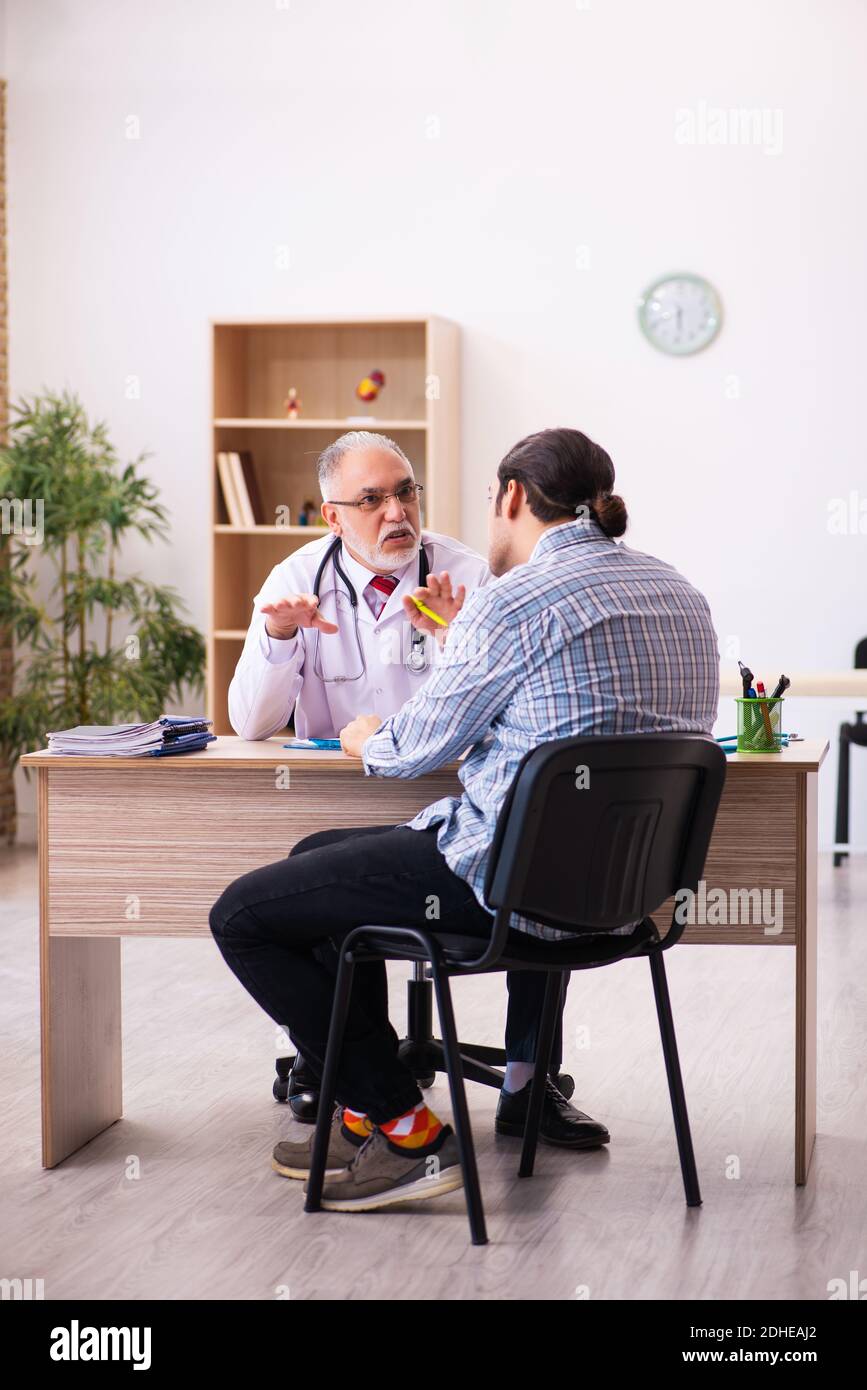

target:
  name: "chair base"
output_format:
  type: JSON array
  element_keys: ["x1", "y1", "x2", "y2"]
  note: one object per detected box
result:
[
  {"x1": 398, "y1": 970, "x2": 575, "y2": 1098},
  {"x1": 273, "y1": 1054, "x2": 296, "y2": 1102},
  {"x1": 273, "y1": 967, "x2": 578, "y2": 1104}
]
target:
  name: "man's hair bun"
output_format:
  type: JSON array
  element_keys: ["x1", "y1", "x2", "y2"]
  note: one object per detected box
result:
[{"x1": 592, "y1": 492, "x2": 628, "y2": 538}]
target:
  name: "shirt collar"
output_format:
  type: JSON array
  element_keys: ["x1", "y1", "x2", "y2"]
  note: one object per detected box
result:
[
  {"x1": 528, "y1": 515, "x2": 611, "y2": 564},
  {"x1": 338, "y1": 539, "x2": 417, "y2": 621}
]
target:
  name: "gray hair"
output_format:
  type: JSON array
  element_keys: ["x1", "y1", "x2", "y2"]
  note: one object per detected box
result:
[{"x1": 316, "y1": 430, "x2": 413, "y2": 500}]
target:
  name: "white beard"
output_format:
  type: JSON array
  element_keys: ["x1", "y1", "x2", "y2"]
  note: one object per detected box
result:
[{"x1": 344, "y1": 522, "x2": 420, "y2": 573}]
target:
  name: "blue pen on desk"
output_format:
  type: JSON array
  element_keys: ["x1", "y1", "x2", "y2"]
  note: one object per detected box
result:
[
  {"x1": 283, "y1": 737, "x2": 342, "y2": 750},
  {"x1": 717, "y1": 732, "x2": 801, "y2": 749}
]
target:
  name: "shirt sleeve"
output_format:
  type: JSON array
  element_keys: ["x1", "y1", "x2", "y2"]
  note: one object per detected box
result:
[
  {"x1": 227, "y1": 561, "x2": 307, "y2": 739},
  {"x1": 258, "y1": 626, "x2": 302, "y2": 664},
  {"x1": 361, "y1": 590, "x2": 527, "y2": 778}
]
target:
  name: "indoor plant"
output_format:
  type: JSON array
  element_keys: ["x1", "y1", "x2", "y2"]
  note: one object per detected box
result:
[{"x1": 0, "y1": 390, "x2": 206, "y2": 840}]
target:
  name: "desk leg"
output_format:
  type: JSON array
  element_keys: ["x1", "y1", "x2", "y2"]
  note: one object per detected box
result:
[
  {"x1": 795, "y1": 770, "x2": 818, "y2": 1185},
  {"x1": 41, "y1": 938, "x2": 123, "y2": 1167},
  {"x1": 39, "y1": 771, "x2": 122, "y2": 1167}
]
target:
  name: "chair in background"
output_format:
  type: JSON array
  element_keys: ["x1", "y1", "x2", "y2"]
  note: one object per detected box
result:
[{"x1": 834, "y1": 637, "x2": 867, "y2": 867}]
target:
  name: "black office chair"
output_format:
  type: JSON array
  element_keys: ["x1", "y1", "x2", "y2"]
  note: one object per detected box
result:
[
  {"x1": 304, "y1": 733, "x2": 727, "y2": 1245},
  {"x1": 834, "y1": 637, "x2": 867, "y2": 867}
]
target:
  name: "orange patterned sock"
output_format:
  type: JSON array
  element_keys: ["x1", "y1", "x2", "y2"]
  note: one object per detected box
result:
[
  {"x1": 342, "y1": 1107, "x2": 374, "y2": 1141},
  {"x1": 379, "y1": 1100, "x2": 444, "y2": 1151}
]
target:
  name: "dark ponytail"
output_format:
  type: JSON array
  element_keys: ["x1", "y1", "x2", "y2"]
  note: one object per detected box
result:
[
  {"x1": 591, "y1": 491, "x2": 628, "y2": 538},
  {"x1": 496, "y1": 427, "x2": 628, "y2": 538}
]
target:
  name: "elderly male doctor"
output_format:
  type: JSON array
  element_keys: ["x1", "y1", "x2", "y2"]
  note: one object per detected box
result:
[{"x1": 228, "y1": 430, "x2": 596, "y2": 1149}]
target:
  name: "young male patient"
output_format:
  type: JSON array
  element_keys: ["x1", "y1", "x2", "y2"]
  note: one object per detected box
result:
[{"x1": 209, "y1": 427, "x2": 720, "y2": 1214}]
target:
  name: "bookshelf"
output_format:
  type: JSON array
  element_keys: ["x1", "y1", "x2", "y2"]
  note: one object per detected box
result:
[{"x1": 209, "y1": 316, "x2": 460, "y2": 734}]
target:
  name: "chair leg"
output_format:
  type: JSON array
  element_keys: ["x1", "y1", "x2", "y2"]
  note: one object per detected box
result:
[
  {"x1": 649, "y1": 952, "x2": 702, "y2": 1208},
  {"x1": 519, "y1": 971, "x2": 563, "y2": 1178},
  {"x1": 304, "y1": 949, "x2": 355, "y2": 1213},
  {"x1": 430, "y1": 961, "x2": 488, "y2": 1246},
  {"x1": 834, "y1": 724, "x2": 851, "y2": 867},
  {"x1": 548, "y1": 971, "x2": 569, "y2": 1077}
]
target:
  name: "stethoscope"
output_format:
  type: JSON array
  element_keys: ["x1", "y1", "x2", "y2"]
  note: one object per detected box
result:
[{"x1": 311, "y1": 535, "x2": 430, "y2": 682}]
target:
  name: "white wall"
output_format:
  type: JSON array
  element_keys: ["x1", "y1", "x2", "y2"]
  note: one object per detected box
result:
[{"x1": 5, "y1": 0, "x2": 865, "y2": 844}]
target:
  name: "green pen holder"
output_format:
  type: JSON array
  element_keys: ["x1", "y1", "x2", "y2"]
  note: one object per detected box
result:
[{"x1": 735, "y1": 697, "x2": 784, "y2": 753}]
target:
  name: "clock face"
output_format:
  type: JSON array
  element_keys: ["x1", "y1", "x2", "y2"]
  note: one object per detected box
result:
[{"x1": 638, "y1": 273, "x2": 722, "y2": 355}]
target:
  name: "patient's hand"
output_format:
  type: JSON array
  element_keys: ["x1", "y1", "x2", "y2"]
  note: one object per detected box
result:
[
  {"x1": 339, "y1": 714, "x2": 383, "y2": 759},
  {"x1": 402, "y1": 571, "x2": 465, "y2": 636}
]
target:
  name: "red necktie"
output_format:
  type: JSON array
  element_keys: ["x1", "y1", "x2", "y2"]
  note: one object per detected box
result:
[{"x1": 364, "y1": 574, "x2": 399, "y2": 620}]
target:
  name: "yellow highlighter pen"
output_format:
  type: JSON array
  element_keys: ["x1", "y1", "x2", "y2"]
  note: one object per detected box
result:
[{"x1": 409, "y1": 594, "x2": 449, "y2": 627}]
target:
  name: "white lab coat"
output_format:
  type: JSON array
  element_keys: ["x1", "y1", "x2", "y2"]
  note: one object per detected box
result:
[{"x1": 228, "y1": 529, "x2": 491, "y2": 740}]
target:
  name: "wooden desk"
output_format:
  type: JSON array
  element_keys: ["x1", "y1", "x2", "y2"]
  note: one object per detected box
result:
[{"x1": 21, "y1": 736, "x2": 828, "y2": 1183}]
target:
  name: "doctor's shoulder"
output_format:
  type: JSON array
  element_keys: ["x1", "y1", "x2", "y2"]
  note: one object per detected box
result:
[
  {"x1": 252, "y1": 532, "x2": 334, "y2": 608},
  {"x1": 267, "y1": 532, "x2": 334, "y2": 586},
  {"x1": 422, "y1": 529, "x2": 490, "y2": 588}
]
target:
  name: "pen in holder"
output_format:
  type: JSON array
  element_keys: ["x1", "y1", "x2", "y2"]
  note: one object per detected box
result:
[{"x1": 735, "y1": 697, "x2": 784, "y2": 753}]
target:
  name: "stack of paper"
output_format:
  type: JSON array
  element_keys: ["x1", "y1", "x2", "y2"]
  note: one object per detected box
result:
[{"x1": 45, "y1": 716, "x2": 216, "y2": 757}]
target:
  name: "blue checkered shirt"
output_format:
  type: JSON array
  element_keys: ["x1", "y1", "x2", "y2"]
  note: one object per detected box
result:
[{"x1": 362, "y1": 517, "x2": 720, "y2": 940}]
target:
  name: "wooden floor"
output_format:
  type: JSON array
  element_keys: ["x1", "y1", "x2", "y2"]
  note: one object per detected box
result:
[{"x1": 1, "y1": 844, "x2": 865, "y2": 1301}]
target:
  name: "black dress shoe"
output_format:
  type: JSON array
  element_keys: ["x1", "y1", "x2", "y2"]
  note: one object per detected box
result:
[
  {"x1": 288, "y1": 1053, "x2": 321, "y2": 1124},
  {"x1": 495, "y1": 1077, "x2": 610, "y2": 1148}
]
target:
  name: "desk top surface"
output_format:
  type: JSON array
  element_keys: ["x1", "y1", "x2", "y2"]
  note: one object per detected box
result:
[
  {"x1": 21, "y1": 736, "x2": 361, "y2": 770},
  {"x1": 20, "y1": 734, "x2": 830, "y2": 771}
]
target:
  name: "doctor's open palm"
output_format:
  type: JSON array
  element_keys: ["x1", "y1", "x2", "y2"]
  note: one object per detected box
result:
[{"x1": 260, "y1": 593, "x2": 340, "y2": 639}]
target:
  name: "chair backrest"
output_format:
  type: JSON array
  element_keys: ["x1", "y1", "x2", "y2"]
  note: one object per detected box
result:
[
  {"x1": 855, "y1": 638, "x2": 867, "y2": 670},
  {"x1": 483, "y1": 733, "x2": 727, "y2": 934}
]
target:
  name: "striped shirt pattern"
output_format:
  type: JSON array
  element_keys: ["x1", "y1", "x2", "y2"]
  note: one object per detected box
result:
[{"x1": 362, "y1": 517, "x2": 720, "y2": 941}]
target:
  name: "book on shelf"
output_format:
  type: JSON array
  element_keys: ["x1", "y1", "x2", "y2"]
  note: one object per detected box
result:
[
  {"x1": 235, "y1": 450, "x2": 266, "y2": 525},
  {"x1": 216, "y1": 451, "x2": 245, "y2": 526},
  {"x1": 216, "y1": 450, "x2": 266, "y2": 527}
]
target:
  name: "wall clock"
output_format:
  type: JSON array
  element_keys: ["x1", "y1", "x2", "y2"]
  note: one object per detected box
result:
[{"x1": 638, "y1": 273, "x2": 722, "y2": 355}]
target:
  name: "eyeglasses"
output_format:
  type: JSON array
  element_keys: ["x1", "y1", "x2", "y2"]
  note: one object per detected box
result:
[{"x1": 326, "y1": 482, "x2": 424, "y2": 513}]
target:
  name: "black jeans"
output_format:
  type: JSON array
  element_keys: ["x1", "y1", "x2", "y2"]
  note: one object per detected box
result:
[{"x1": 209, "y1": 823, "x2": 567, "y2": 1124}]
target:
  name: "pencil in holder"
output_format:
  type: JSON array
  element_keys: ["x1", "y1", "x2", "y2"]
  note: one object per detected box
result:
[{"x1": 735, "y1": 697, "x2": 784, "y2": 753}]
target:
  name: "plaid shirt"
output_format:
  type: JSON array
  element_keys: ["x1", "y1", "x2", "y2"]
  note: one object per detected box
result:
[{"x1": 362, "y1": 517, "x2": 720, "y2": 940}]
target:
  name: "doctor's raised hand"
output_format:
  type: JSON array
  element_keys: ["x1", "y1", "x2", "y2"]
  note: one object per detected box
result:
[
  {"x1": 260, "y1": 593, "x2": 339, "y2": 640},
  {"x1": 402, "y1": 570, "x2": 465, "y2": 645}
]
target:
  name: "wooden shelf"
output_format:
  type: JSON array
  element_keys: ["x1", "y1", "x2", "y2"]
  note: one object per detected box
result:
[
  {"x1": 214, "y1": 417, "x2": 428, "y2": 431},
  {"x1": 210, "y1": 316, "x2": 435, "y2": 328},
  {"x1": 209, "y1": 316, "x2": 460, "y2": 733},
  {"x1": 214, "y1": 524, "x2": 329, "y2": 536}
]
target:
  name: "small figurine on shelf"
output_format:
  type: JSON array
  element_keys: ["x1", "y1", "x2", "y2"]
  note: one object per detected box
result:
[
  {"x1": 298, "y1": 499, "x2": 316, "y2": 526},
  {"x1": 284, "y1": 387, "x2": 301, "y2": 419},
  {"x1": 355, "y1": 369, "x2": 386, "y2": 404}
]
